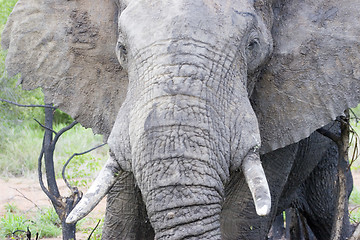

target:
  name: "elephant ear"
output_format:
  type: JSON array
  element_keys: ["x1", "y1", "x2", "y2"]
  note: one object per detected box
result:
[
  {"x1": 252, "y1": 0, "x2": 360, "y2": 154},
  {"x1": 2, "y1": 0, "x2": 128, "y2": 138}
]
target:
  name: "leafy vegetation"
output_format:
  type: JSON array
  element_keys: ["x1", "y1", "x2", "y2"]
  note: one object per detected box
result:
[
  {"x1": 80, "y1": 220, "x2": 104, "y2": 240},
  {"x1": 0, "y1": 204, "x2": 61, "y2": 238},
  {"x1": 349, "y1": 187, "x2": 360, "y2": 224},
  {"x1": 0, "y1": 0, "x2": 17, "y2": 26}
]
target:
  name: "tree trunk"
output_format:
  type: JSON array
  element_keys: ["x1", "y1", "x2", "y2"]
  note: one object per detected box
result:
[
  {"x1": 43, "y1": 105, "x2": 77, "y2": 240},
  {"x1": 330, "y1": 112, "x2": 350, "y2": 240}
]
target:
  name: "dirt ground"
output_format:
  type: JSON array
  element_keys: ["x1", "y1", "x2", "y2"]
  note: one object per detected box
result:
[{"x1": 1, "y1": 170, "x2": 360, "y2": 239}]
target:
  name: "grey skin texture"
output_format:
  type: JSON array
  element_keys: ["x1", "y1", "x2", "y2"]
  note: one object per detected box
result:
[
  {"x1": 2, "y1": 0, "x2": 360, "y2": 239},
  {"x1": 269, "y1": 121, "x2": 353, "y2": 240}
]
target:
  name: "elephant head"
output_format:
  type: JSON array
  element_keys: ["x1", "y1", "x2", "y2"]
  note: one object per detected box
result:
[{"x1": 2, "y1": 0, "x2": 360, "y2": 238}]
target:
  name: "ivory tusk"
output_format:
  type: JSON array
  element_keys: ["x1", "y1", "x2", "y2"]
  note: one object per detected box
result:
[
  {"x1": 66, "y1": 156, "x2": 120, "y2": 223},
  {"x1": 241, "y1": 150, "x2": 271, "y2": 216}
]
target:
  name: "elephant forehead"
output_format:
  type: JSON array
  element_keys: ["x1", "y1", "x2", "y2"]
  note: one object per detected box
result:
[{"x1": 119, "y1": 0, "x2": 256, "y2": 51}]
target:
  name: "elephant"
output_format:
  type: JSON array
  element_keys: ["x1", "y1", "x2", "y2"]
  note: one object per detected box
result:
[
  {"x1": 268, "y1": 120, "x2": 354, "y2": 240},
  {"x1": 2, "y1": 0, "x2": 360, "y2": 239}
]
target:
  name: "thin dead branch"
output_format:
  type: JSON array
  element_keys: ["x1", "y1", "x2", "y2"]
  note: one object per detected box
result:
[
  {"x1": 62, "y1": 143, "x2": 106, "y2": 191},
  {"x1": 52, "y1": 121, "x2": 78, "y2": 146},
  {"x1": 87, "y1": 220, "x2": 101, "y2": 240},
  {"x1": 0, "y1": 98, "x2": 56, "y2": 109},
  {"x1": 11, "y1": 187, "x2": 42, "y2": 212},
  {"x1": 33, "y1": 118, "x2": 58, "y2": 135}
]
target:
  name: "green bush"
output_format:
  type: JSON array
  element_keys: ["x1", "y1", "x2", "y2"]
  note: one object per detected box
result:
[
  {"x1": 349, "y1": 187, "x2": 360, "y2": 224},
  {"x1": 0, "y1": 204, "x2": 61, "y2": 239}
]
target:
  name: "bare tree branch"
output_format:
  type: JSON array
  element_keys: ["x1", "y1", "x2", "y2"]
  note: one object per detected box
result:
[
  {"x1": 52, "y1": 121, "x2": 78, "y2": 146},
  {"x1": 0, "y1": 98, "x2": 56, "y2": 109},
  {"x1": 11, "y1": 187, "x2": 42, "y2": 212},
  {"x1": 87, "y1": 220, "x2": 101, "y2": 240},
  {"x1": 33, "y1": 118, "x2": 58, "y2": 135},
  {"x1": 62, "y1": 143, "x2": 107, "y2": 191},
  {"x1": 350, "y1": 108, "x2": 360, "y2": 122}
]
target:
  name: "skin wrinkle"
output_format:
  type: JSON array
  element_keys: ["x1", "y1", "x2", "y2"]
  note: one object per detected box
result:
[
  {"x1": 133, "y1": 122, "x2": 230, "y2": 181},
  {"x1": 147, "y1": 187, "x2": 223, "y2": 210},
  {"x1": 131, "y1": 40, "x2": 232, "y2": 78},
  {"x1": 159, "y1": 219, "x2": 221, "y2": 239},
  {"x1": 135, "y1": 154, "x2": 226, "y2": 188},
  {"x1": 156, "y1": 212, "x2": 221, "y2": 232},
  {"x1": 133, "y1": 51, "x2": 236, "y2": 99}
]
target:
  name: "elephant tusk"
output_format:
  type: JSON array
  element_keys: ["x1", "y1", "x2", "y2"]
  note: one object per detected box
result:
[
  {"x1": 241, "y1": 149, "x2": 271, "y2": 216},
  {"x1": 65, "y1": 156, "x2": 121, "y2": 224}
]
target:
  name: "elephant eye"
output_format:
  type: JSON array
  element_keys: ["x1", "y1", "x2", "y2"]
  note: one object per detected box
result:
[
  {"x1": 247, "y1": 38, "x2": 259, "y2": 51},
  {"x1": 119, "y1": 44, "x2": 127, "y2": 55},
  {"x1": 116, "y1": 41, "x2": 128, "y2": 67},
  {"x1": 246, "y1": 34, "x2": 262, "y2": 73}
]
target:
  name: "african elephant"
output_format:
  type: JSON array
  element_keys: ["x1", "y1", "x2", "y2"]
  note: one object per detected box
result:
[
  {"x1": 2, "y1": 0, "x2": 360, "y2": 239},
  {"x1": 269, "y1": 120, "x2": 354, "y2": 240}
]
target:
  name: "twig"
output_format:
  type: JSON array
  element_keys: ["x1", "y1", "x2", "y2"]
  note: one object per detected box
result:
[
  {"x1": 62, "y1": 143, "x2": 106, "y2": 191},
  {"x1": 348, "y1": 124, "x2": 360, "y2": 170},
  {"x1": 350, "y1": 109, "x2": 360, "y2": 123},
  {"x1": 33, "y1": 118, "x2": 58, "y2": 135},
  {"x1": 52, "y1": 121, "x2": 78, "y2": 146},
  {"x1": 11, "y1": 188, "x2": 42, "y2": 212},
  {"x1": 87, "y1": 220, "x2": 101, "y2": 240},
  {"x1": 0, "y1": 98, "x2": 56, "y2": 109}
]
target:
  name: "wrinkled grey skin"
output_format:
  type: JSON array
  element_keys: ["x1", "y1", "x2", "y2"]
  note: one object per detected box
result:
[
  {"x1": 102, "y1": 121, "x2": 354, "y2": 239},
  {"x1": 3, "y1": 0, "x2": 360, "y2": 239},
  {"x1": 270, "y1": 121, "x2": 353, "y2": 240}
]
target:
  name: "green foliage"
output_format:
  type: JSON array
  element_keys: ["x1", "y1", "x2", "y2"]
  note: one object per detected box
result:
[
  {"x1": 34, "y1": 207, "x2": 62, "y2": 238},
  {"x1": 55, "y1": 124, "x2": 108, "y2": 186},
  {"x1": 0, "y1": 0, "x2": 46, "y2": 155},
  {"x1": 63, "y1": 153, "x2": 104, "y2": 187},
  {"x1": 0, "y1": 122, "x2": 107, "y2": 177},
  {"x1": 0, "y1": 204, "x2": 61, "y2": 239},
  {"x1": 349, "y1": 187, "x2": 360, "y2": 223},
  {"x1": 0, "y1": 0, "x2": 17, "y2": 26},
  {"x1": 80, "y1": 219, "x2": 103, "y2": 240},
  {"x1": 4, "y1": 203, "x2": 18, "y2": 213},
  {"x1": 0, "y1": 124, "x2": 43, "y2": 176},
  {"x1": 0, "y1": 211, "x2": 26, "y2": 237}
]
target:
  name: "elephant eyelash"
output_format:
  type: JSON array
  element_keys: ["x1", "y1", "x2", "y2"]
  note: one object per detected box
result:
[
  {"x1": 118, "y1": 44, "x2": 127, "y2": 55},
  {"x1": 247, "y1": 38, "x2": 259, "y2": 51}
]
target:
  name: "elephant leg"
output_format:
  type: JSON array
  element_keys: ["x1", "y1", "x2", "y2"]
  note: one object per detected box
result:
[
  {"x1": 221, "y1": 142, "x2": 298, "y2": 240},
  {"x1": 102, "y1": 171, "x2": 154, "y2": 240},
  {"x1": 268, "y1": 212, "x2": 285, "y2": 239},
  {"x1": 295, "y1": 143, "x2": 353, "y2": 240}
]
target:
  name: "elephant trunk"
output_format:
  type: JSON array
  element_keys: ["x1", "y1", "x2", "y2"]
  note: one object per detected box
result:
[
  {"x1": 146, "y1": 175, "x2": 223, "y2": 239},
  {"x1": 130, "y1": 99, "x2": 226, "y2": 238}
]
